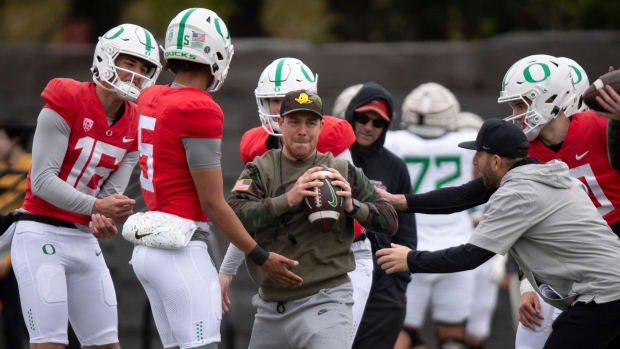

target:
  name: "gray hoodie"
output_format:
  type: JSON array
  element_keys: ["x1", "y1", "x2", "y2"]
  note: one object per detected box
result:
[{"x1": 470, "y1": 160, "x2": 620, "y2": 309}]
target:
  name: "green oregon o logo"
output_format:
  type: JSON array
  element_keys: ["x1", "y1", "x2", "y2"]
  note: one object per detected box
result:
[
  {"x1": 274, "y1": 86, "x2": 280, "y2": 92},
  {"x1": 103, "y1": 27, "x2": 124, "y2": 40},
  {"x1": 214, "y1": 18, "x2": 230, "y2": 39},
  {"x1": 42, "y1": 244, "x2": 56, "y2": 255},
  {"x1": 523, "y1": 63, "x2": 551, "y2": 83},
  {"x1": 568, "y1": 65, "x2": 582, "y2": 86}
]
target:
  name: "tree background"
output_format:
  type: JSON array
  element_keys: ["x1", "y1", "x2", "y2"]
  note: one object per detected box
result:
[{"x1": 1, "y1": 0, "x2": 619, "y2": 43}]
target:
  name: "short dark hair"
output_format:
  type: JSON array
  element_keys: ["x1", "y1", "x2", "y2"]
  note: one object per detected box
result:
[{"x1": 166, "y1": 59, "x2": 211, "y2": 75}]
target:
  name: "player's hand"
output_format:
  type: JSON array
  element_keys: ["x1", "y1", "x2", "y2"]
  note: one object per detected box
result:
[
  {"x1": 260, "y1": 252, "x2": 303, "y2": 287},
  {"x1": 0, "y1": 258, "x2": 11, "y2": 279},
  {"x1": 286, "y1": 166, "x2": 324, "y2": 208},
  {"x1": 326, "y1": 168, "x2": 353, "y2": 213},
  {"x1": 518, "y1": 291, "x2": 544, "y2": 330},
  {"x1": 89, "y1": 213, "x2": 118, "y2": 239},
  {"x1": 218, "y1": 273, "x2": 233, "y2": 313},
  {"x1": 595, "y1": 85, "x2": 620, "y2": 121},
  {"x1": 93, "y1": 194, "x2": 135, "y2": 221},
  {"x1": 376, "y1": 243, "x2": 411, "y2": 274},
  {"x1": 375, "y1": 188, "x2": 408, "y2": 211}
]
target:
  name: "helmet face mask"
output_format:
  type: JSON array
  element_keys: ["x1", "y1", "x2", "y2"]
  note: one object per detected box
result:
[
  {"x1": 254, "y1": 58, "x2": 318, "y2": 136},
  {"x1": 91, "y1": 24, "x2": 162, "y2": 101},
  {"x1": 498, "y1": 55, "x2": 576, "y2": 141},
  {"x1": 164, "y1": 8, "x2": 234, "y2": 92},
  {"x1": 400, "y1": 82, "x2": 460, "y2": 138}
]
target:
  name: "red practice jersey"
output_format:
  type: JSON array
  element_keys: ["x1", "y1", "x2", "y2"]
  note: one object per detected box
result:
[
  {"x1": 239, "y1": 115, "x2": 356, "y2": 164},
  {"x1": 137, "y1": 85, "x2": 224, "y2": 221},
  {"x1": 23, "y1": 78, "x2": 139, "y2": 225},
  {"x1": 529, "y1": 111, "x2": 620, "y2": 226}
]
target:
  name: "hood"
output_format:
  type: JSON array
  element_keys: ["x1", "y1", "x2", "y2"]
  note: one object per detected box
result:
[
  {"x1": 344, "y1": 82, "x2": 394, "y2": 153},
  {"x1": 502, "y1": 159, "x2": 574, "y2": 189}
]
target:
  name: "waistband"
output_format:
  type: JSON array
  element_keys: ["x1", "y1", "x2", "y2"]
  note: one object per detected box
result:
[{"x1": 15, "y1": 213, "x2": 77, "y2": 229}]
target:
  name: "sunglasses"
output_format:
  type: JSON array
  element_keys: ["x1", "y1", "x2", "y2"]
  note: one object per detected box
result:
[{"x1": 354, "y1": 113, "x2": 388, "y2": 128}]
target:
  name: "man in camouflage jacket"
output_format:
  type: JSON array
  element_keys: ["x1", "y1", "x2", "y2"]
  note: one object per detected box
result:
[{"x1": 227, "y1": 89, "x2": 398, "y2": 349}]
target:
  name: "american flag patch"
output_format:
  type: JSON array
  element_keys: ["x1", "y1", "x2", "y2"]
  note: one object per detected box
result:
[
  {"x1": 232, "y1": 179, "x2": 252, "y2": 191},
  {"x1": 192, "y1": 31, "x2": 205, "y2": 42}
]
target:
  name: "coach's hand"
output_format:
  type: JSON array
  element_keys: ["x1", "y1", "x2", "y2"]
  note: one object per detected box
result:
[
  {"x1": 93, "y1": 194, "x2": 135, "y2": 221},
  {"x1": 326, "y1": 168, "x2": 353, "y2": 212},
  {"x1": 519, "y1": 291, "x2": 544, "y2": 330},
  {"x1": 376, "y1": 243, "x2": 411, "y2": 274},
  {"x1": 89, "y1": 213, "x2": 118, "y2": 239},
  {"x1": 286, "y1": 167, "x2": 324, "y2": 208},
  {"x1": 219, "y1": 273, "x2": 233, "y2": 313},
  {"x1": 261, "y1": 252, "x2": 303, "y2": 287},
  {"x1": 376, "y1": 188, "x2": 408, "y2": 211}
]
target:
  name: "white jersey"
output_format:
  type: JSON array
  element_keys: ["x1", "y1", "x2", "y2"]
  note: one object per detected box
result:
[{"x1": 385, "y1": 129, "x2": 476, "y2": 251}]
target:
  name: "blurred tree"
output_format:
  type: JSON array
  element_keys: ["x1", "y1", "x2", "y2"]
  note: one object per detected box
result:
[
  {"x1": 121, "y1": 0, "x2": 237, "y2": 38},
  {"x1": 0, "y1": 0, "x2": 69, "y2": 41},
  {"x1": 260, "y1": 0, "x2": 334, "y2": 43}
]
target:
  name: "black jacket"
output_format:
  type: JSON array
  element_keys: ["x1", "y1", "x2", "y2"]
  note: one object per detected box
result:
[{"x1": 346, "y1": 82, "x2": 417, "y2": 291}]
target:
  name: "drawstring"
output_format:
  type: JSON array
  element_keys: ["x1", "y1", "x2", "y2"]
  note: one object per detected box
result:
[{"x1": 277, "y1": 301, "x2": 286, "y2": 314}]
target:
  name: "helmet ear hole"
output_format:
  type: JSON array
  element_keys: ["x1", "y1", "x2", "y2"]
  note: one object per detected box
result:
[{"x1": 216, "y1": 52, "x2": 223, "y2": 60}]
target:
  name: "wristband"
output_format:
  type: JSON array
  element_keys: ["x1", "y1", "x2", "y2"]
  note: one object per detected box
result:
[
  {"x1": 519, "y1": 278, "x2": 536, "y2": 295},
  {"x1": 247, "y1": 245, "x2": 269, "y2": 266}
]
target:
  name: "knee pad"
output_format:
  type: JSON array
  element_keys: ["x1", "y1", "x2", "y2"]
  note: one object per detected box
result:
[
  {"x1": 403, "y1": 326, "x2": 424, "y2": 348},
  {"x1": 36, "y1": 264, "x2": 67, "y2": 304},
  {"x1": 439, "y1": 337, "x2": 466, "y2": 349}
]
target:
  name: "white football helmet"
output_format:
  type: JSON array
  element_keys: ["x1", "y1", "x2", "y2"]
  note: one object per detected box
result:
[
  {"x1": 456, "y1": 111, "x2": 484, "y2": 131},
  {"x1": 255, "y1": 57, "x2": 318, "y2": 135},
  {"x1": 559, "y1": 57, "x2": 590, "y2": 115},
  {"x1": 164, "y1": 8, "x2": 234, "y2": 92},
  {"x1": 91, "y1": 24, "x2": 162, "y2": 101},
  {"x1": 401, "y1": 82, "x2": 460, "y2": 138},
  {"x1": 332, "y1": 84, "x2": 363, "y2": 119},
  {"x1": 498, "y1": 55, "x2": 576, "y2": 141}
]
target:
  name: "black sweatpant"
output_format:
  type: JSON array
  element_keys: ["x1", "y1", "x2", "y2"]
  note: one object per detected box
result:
[
  {"x1": 544, "y1": 298, "x2": 620, "y2": 349},
  {"x1": 352, "y1": 285, "x2": 406, "y2": 349}
]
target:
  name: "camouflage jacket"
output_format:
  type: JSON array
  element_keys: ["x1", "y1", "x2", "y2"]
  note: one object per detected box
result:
[{"x1": 227, "y1": 149, "x2": 398, "y2": 301}]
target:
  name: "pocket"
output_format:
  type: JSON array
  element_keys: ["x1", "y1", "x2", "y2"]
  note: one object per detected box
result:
[
  {"x1": 36, "y1": 264, "x2": 67, "y2": 304},
  {"x1": 100, "y1": 272, "x2": 118, "y2": 307}
]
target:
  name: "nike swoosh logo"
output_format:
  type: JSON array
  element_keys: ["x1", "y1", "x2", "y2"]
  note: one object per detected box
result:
[
  {"x1": 122, "y1": 137, "x2": 135, "y2": 143},
  {"x1": 95, "y1": 251, "x2": 102, "y2": 256},
  {"x1": 135, "y1": 231, "x2": 153, "y2": 239},
  {"x1": 327, "y1": 181, "x2": 338, "y2": 208},
  {"x1": 575, "y1": 151, "x2": 589, "y2": 161}
]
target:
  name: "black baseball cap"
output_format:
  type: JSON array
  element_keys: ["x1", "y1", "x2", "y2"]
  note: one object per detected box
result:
[
  {"x1": 280, "y1": 90, "x2": 323, "y2": 119},
  {"x1": 458, "y1": 119, "x2": 529, "y2": 158}
]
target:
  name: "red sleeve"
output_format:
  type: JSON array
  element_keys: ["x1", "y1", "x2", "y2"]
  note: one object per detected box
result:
[
  {"x1": 239, "y1": 127, "x2": 270, "y2": 164},
  {"x1": 317, "y1": 115, "x2": 356, "y2": 156},
  {"x1": 40, "y1": 78, "x2": 80, "y2": 125},
  {"x1": 176, "y1": 99, "x2": 224, "y2": 139}
]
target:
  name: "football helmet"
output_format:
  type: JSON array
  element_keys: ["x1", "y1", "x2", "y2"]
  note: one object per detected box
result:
[
  {"x1": 498, "y1": 55, "x2": 576, "y2": 141},
  {"x1": 332, "y1": 83, "x2": 363, "y2": 119},
  {"x1": 91, "y1": 23, "x2": 162, "y2": 101},
  {"x1": 559, "y1": 57, "x2": 590, "y2": 115},
  {"x1": 456, "y1": 111, "x2": 484, "y2": 131},
  {"x1": 164, "y1": 8, "x2": 234, "y2": 92},
  {"x1": 255, "y1": 58, "x2": 318, "y2": 136},
  {"x1": 400, "y1": 82, "x2": 460, "y2": 138}
]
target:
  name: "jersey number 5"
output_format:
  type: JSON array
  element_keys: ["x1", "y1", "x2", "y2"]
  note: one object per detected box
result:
[{"x1": 138, "y1": 115, "x2": 156, "y2": 192}]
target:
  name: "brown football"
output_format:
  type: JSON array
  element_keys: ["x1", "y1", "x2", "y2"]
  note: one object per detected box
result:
[
  {"x1": 304, "y1": 169, "x2": 343, "y2": 233},
  {"x1": 583, "y1": 70, "x2": 620, "y2": 113}
]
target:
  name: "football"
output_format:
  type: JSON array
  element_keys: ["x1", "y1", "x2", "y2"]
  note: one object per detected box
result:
[
  {"x1": 304, "y1": 168, "x2": 343, "y2": 233},
  {"x1": 583, "y1": 70, "x2": 620, "y2": 112}
]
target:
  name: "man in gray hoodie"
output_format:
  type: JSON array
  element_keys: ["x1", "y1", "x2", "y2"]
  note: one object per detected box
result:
[{"x1": 376, "y1": 119, "x2": 620, "y2": 349}]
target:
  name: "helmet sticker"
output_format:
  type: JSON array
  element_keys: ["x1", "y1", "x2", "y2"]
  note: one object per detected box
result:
[
  {"x1": 177, "y1": 8, "x2": 198, "y2": 49},
  {"x1": 301, "y1": 64, "x2": 316, "y2": 82},
  {"x1": 214, "y1": 17, "x2": 230, "y2": 39},
  {"x1": 568, "y1": 65, "x2": 582, "y2": 86},
  {"x1": 523, "y1": 63, "x2": 551, "y2": 83}
]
